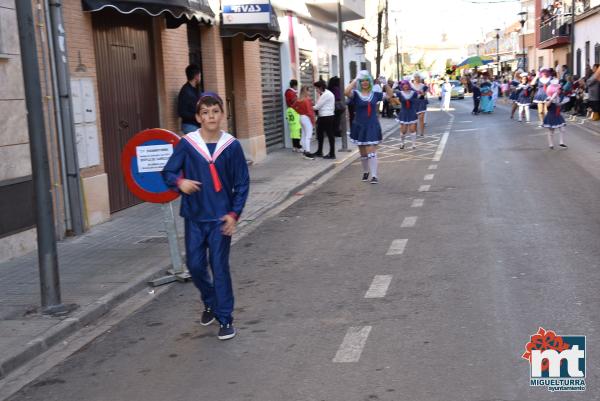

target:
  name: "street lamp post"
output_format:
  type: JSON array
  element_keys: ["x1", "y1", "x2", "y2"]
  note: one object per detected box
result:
[
  {"x1": 518, "y1": 11, "x2": 528, "y2": 70},
  {"x1": 395, "y1": 18, "x2": 400, "y2": 80},
  {"x1": 337, "y1": 0, "x2": 348, "y2": 151},
  {"x1": 495, "y1": 28, "x2": 501, "y2": 75}
]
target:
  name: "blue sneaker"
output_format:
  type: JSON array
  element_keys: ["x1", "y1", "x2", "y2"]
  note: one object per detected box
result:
[
  {"x1": 218, "y1": 323, "x2": 236, "y2": 340},
  {"x1": 200, "y1": 308, "x2": 215, "y2": 326}
]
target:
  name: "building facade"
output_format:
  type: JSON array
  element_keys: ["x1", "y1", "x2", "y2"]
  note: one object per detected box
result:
[{"x1": 1, "y1": 0, "x2": 366, "y2": 262}]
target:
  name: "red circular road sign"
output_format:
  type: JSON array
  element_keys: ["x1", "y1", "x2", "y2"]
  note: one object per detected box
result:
[{"x1": 121, "y1": 128, "x2": 181, "y2": 203}]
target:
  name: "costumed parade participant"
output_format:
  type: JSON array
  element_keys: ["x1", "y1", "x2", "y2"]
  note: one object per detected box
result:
[
  {"x1": 441, "y1": 78, "x2": 452, "y2": 111},
  {"x1": 516, "y1": 73, "x2": 532, "y2": 123},
  {"x1": 542, "y1": 80, "x2": 569, "y2": 149},
  {"x1": 345, "y1": 70, "x2": 393, "y2": 184},
  {"x1": 395, "y1": 80, "x2": 420, "y2": 150},
  {"x1": 411, "y1": 74, "x2": 429, "y2": 136},
  {"x1": 532, "y1": 68, "x2": 552, "y2": 126},
  {"x1": 491, "y1": 76, "x2": 500, "y2": 108},
  {"x1": 480, "y1": 78, "x2": 494, "y2": 113},
  {"x1": 162, "y1": 92, "x2": 250, "y2": 341},
  {"x1": 509, "y1": 73, "x2": 521, "y2": 119}
]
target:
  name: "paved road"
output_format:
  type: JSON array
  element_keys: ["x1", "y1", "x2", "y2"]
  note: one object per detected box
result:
[{"x1": 9, "y1": 99, "x2": 600, "y2": 401}]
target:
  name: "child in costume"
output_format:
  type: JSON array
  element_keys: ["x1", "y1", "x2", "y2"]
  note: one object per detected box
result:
[
  {"x1": 286, "y1": 105, "x2": 303, "y2": 153},
  {"x1": 395, "y1": 80, "x2": 419, "y2": 149},
  {"x1": 542, "y1": 81, "x2": 569, "y2": 149},
  {"x1": 162, "y1": 92, "x2": 250, "y2": 341},
  {"x1": 411, "y1": 74, "x2": 429, "y2": 137},
  {"x1": 471, "y1": 79, "x2": 481, "y2": 115},
  {"x1": 345, "y1": 70, "x2": 393, "y2": 184},
  {"x1": 532, "y1": 68, "x2": 552, "y2": 126},
  {"x1": 516, "y1": 74, "x2": 532, "y2": 123}
]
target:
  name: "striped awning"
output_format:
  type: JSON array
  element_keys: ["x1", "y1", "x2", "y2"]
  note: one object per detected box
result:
[{"x1": 82, "y1": 0, "x2": 215, "y2": 27}]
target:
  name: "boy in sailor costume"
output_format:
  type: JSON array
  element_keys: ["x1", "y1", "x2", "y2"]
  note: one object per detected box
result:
[{"x1": 162, "y1": 93, "x2": 250, "y2": 341}]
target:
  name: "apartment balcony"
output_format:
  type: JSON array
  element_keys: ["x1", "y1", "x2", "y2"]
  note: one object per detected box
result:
[
  {"x1": 539, "y1": 15, "x2": 571, "y2": 49},
  {"x1": 304, "y1": 0, "x2": 365, "y2": 22}
]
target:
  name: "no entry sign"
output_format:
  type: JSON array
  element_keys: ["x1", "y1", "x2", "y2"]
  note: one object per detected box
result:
[{"x1": 121, "y1": 128, "x2": 181, "y2": 203}]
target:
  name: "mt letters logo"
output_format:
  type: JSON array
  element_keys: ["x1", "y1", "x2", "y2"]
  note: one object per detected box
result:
[{"x1": 522, "y1": 327, "x2": 586, "y2": 392}]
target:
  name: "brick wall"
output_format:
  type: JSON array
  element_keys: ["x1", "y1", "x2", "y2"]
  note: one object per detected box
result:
[
  {"x1": 200, "y1": 25, "x2": 228, "y2": 131},
  {"x1": 231, "y1": 37, "x2": 264, "y2": 140},
  {"x1": 159, "y1": 23, "x2": 189, "y2": 133},
  {"x1": 63, "y1": 0, "x2": 104, "y2": 179}
]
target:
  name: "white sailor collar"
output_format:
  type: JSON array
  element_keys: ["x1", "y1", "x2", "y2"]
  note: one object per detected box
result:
[
  {"x1": 400, "y1": 90, "x2": 415, "y2": 99},
  {"x1": 184, "y1": 130, "x2": 236, "y2": 163}
]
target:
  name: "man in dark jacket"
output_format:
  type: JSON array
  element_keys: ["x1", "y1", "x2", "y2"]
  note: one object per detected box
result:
[
  {"x1": 471, "y1": 79, "x2": 481, "y2": 115},
  {"x1": 178, "y1": 64, "x2": 202, "y2": 133}
]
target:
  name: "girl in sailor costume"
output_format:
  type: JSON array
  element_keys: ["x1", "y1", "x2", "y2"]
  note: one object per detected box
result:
[
  {"x1": 345, "y1": 70, "x2": 393, "y2": 184},
  {"x1": 395, "y1": 80, "x2": 419, "y2": 150},
  {"x1": 162, "y1": 93, "x2": 250, "y2": 341},
  {"x1": 532, "y1": 68, "x2": 552, "y2": 126},
  {"x1": 542, "y1": 81, "x2": 569, "y2": 149},
  {"x1": 515, "y1": 74, "x2": 532, "y2": 123},
  {"x1": 509, "y1": 73, "x2": 521, "y2": 119},
  {"x1": 411, "y1": 74, "x2": 429, "y2": 137}
]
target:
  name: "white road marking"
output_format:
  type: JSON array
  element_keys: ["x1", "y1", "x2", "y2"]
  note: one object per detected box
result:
[
  {"x1": 364, "y1": 275, "x2": 393, "y2": 298},
  {"x1": 401, "y1": 216, "x2": 418, "y2": 227},
  {"x1": 453, "y1": 128, "x2": 478, "y2": 132},
  {"x1": 428, "y1": 165, "x2": 438, "y2": 170},
  {"x1": 433, "y1": 132, "x2": 450, "y2": 162},
  {"x1": 333, "y1": 326, "x2": 372, "y2": 363},
  {"x1": 424, "y1": 174, "x2": 434, "y2": 181},
  {"x1": 418, "y1": 185, "x2": 431, "y2": 192},
  {"x1": 458, "y1": 120, "x2": 473, "y2": 123},
  {"x1": 386, "y1": 239, "x2": 408, "y2": 255},
  {"x1": 411, "y1": 198, "x2": 424, "y2": 208}
]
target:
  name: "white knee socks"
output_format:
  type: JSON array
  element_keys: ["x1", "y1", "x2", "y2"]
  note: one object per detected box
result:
[
  {"x1": 360, "y1": 156, "x2": 369, "y2": 173},
  {"x1": 518, "y1": 105, "x2": 530, "y2": 122},
  {"x1": 367, "y1": 152, "x2": 378, "y2": 178},
  {"x1": 547, "y1": 128, "x2": 555, "y2": 147}
]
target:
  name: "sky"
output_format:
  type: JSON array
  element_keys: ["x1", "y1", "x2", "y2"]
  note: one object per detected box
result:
[{"x1": 376, "y1": 0, "x2": 523, "y2": 46}]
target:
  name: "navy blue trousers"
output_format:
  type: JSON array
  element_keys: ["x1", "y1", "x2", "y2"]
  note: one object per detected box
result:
[{"x1": 184, "y1": 220, "x2": 234, "y2": 324}]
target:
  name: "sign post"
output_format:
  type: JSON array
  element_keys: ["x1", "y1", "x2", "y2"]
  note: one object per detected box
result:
[{"x1": 121, "y1": 128, "x2": 190, "y2": 286}]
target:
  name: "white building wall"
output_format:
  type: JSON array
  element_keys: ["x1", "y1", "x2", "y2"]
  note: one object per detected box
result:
[{"x1": 574, "y1": 12, "x2": 600, "y2": 75}]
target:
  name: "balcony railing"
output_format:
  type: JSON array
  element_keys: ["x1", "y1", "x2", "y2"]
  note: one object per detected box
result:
[{"x1": 540, "y1": 15, "x2": 571, "y2": 44}]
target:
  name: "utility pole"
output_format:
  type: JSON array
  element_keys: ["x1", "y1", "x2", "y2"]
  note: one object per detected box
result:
[
  {"x1": 337, "y1": 0, "x2": 348, "y2": 151},
  {"x1": 395, "y1": 25, "x2": 400, "y2": 80},
  {"x1": 15, "y1": 0, "x2": 65, "y2": 314},
  {"x1": 376, "y1": 4, "x2": 383, "y2": 77}
]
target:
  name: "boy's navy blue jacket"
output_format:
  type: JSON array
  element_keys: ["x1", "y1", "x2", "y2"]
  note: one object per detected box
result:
[
  {"x1": 472, "y1": 86, "x2": 481, "y2": 99},
  {"x1": 162, "y1": 131, "x2": 250, "y2": 222}
]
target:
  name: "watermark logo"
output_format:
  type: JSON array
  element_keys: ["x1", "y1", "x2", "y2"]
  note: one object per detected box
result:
[{"x1": 522, "y1": 327, "x2": 586, "y2": 392}]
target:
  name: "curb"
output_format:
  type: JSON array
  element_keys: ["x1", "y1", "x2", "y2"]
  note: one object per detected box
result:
[{"x1": 0, "y1": 121, "x2": 400, "y2": 381}]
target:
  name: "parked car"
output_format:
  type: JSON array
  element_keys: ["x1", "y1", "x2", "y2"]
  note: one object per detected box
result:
[{"x1": 438, "y1": 80, "x2": 465, "y2": 99}]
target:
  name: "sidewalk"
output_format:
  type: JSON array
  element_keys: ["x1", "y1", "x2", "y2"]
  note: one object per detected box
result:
[{"x1": 0, "y1": 118, "x2": 399, "y2": 379}]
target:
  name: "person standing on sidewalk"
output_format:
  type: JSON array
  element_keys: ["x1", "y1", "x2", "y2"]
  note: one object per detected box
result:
[
  {"x1": 586, "y1": 64, "x2": 600, "y2": 121},
  {"x1": 441, "y1": 78, "x2": 452, "y2": 111},
  {"x1": 295, "y1": 85, "x2": 316, "y2": 159},
  {"x1": 345, "y1": 70, "x2": 393, "y2": 184},
  {"x1": 313, "y1": 80, "x2": 336, "y2": 159},
  {"x1": 178, "y1": 64, "x2": 202, "y2": 134},
  {"x1": 285, "y1": 79, "x2": 299, "y2": 107},
  {"x1": 162, "y1": 93, "x2": 250, "y2": 341}
]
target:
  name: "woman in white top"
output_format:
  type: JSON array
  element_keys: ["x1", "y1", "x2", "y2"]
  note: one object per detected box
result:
[{"x1": 313, "y1": 80, "x2": 336, "y2": 159}]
